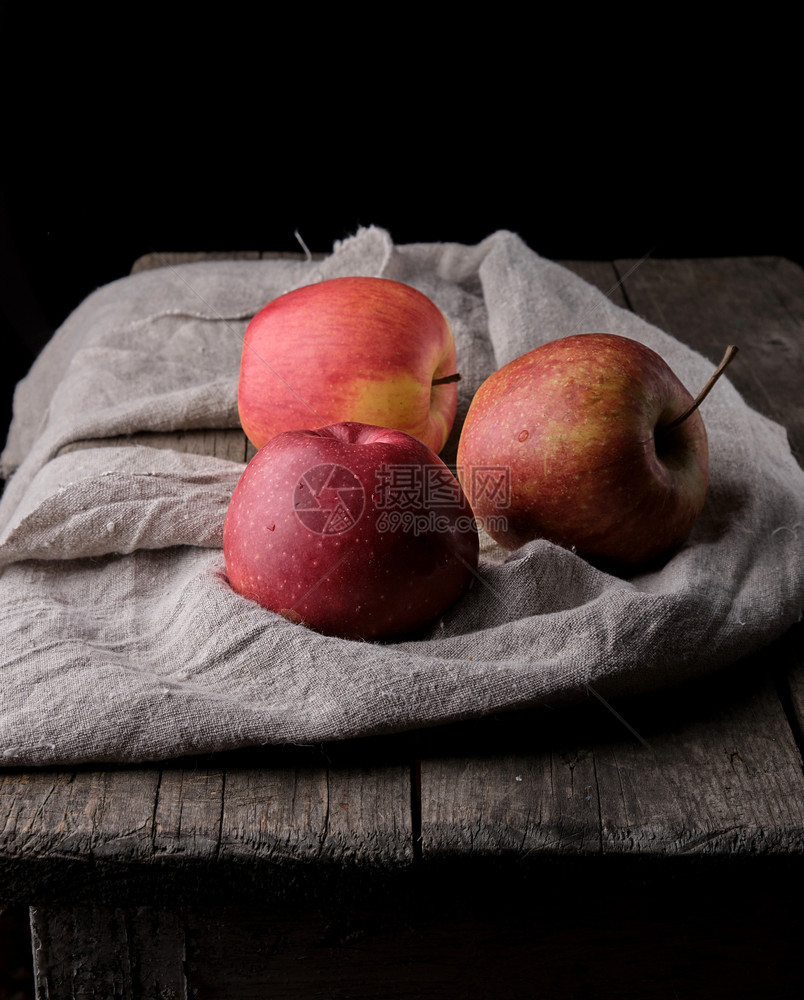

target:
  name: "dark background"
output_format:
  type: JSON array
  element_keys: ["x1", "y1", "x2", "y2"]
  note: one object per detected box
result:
[
  {"x1": 2, "y1": 148, "x2": 797, "y2": 457},
  {"x1": 1, "y1": 7, "x2": 799, "y2": 459}
]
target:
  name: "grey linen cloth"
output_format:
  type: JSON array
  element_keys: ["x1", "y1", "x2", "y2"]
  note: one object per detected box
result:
[{"x1": 1, "y1": 228, "x2": 802, "y2": 766}]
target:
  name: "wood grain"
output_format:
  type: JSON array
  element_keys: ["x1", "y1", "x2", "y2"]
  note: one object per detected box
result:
[
  {"x1": 57, "y1": 427, "x2": 252, "y2": 463},
  {"x1": 613, "y1": 255, "x2": 804, "y2": 459},
  {"x1": 419, "y1": 658, "x2": 804, "y2": 860},
  {"x1": 31, "y1": 904, "x2": 186, "y2": 1000},
  {"x1": 130, "y1": 250, "x2": 261, "y2": 273},
  {"x1": 216, "y1": 751, "x2": 413, "y2": 867},
  {"x1": 1, "y1": 746, "x2": 413, "y2": 905}
]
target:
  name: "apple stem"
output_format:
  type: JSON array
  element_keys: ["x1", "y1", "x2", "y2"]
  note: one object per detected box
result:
[
  {"x1": 432, "y1": 373, "x2": 462, "y2": 386},
  {"x1": 658, "y1": 345, "x2": 739, "y2": 435}
]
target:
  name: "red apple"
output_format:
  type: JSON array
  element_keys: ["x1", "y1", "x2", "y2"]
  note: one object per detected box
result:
[
  {"x1": 456, "y1": 333, "x2": 710, "y2": 570},
  {"x1": 237, "y1": 277, "x2": 458, "y2": 454},
  {"x1": 223, "y1": 421, "x2": 479, "y2": 641}
]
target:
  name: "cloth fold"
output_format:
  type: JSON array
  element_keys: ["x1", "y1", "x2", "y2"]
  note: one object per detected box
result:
[{"x1": 1, "y1": 228, "x2": 802, "y2": 767}]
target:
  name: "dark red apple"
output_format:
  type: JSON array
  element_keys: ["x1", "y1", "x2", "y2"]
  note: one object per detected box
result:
[{"x1": 223, "y1": 422, "x2": 479, "y2": 640}]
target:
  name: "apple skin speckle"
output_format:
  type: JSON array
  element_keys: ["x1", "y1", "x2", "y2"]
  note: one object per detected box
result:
[
  {"x1": 223, "y1": 422, "x2": 479, "y2": 641},
  {"x1": 457, "y1": 333, "x2": 709, "y2": 572}
]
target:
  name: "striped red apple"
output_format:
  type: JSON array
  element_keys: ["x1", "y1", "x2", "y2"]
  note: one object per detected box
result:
[{"x1": 238, "y1": 277, "x2": 459, "y2": 454}]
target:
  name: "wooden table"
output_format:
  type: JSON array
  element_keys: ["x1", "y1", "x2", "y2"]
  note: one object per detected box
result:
[{"x1": 2, "y1": 254, "x2": 803, "y2": 999}]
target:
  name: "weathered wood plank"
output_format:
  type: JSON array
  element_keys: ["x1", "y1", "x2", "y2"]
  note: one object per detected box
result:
[
  {"x1": 152, "y1": 764, "x2": 226, "y2": 862},
  {"x1": 419, "y1": 739, "x2": 601, "y2": 857},
  {"x1": 770, "y1": 621, "x2": 804, "y2": 778},
  {"x1": 594, "y1": 659, "x2": 804, "y2": 855},
  {"x1": 57, "y1": 427, "x2": 250, "y2": 463},
  {"x1": 0, "y1": 768, "x2": 158, "y2": 863},
  {"x1": 1, "y1": 749, "x2": 413, "y2": 905},
  {"x1": 0, "y1": 767, "x2": 162, "y2": 907},
  {"x1": 217, "y1": 743, "x2": 414, "y2": 868},
  {"x1": 127, "y1": 907, "x2": 187, "y2": 999},
  {"x1": 613, "y1": 255, "x2": 804, "y2": 459},
  {"x1": 420, "y1": 654, "x2": 804, "y2": 858},
  {"x1": 30, "y1": 904, "x2": 186, "y2": 999},
  {"x1": 130, "y1": 249, "x2": 326, "y2": 274},
  {"x1": 130, "y1": 250, "x2": 261, "y2": 273},
  {"x1": 153, "y1": 741, "x2": 414, "y2": 871}
]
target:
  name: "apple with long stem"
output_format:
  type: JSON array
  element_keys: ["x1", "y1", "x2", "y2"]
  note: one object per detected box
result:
[
  {"x1": 238, "y1": 277, "x2": 460, "y2": 454},
  {"x1": 456, "y1": 335, "x2": 737, "y2": 571}
]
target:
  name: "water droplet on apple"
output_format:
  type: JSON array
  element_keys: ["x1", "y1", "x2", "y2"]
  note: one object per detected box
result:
[{"x1": 518, "y1": 429, "x2": 529, "y2": 442}]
